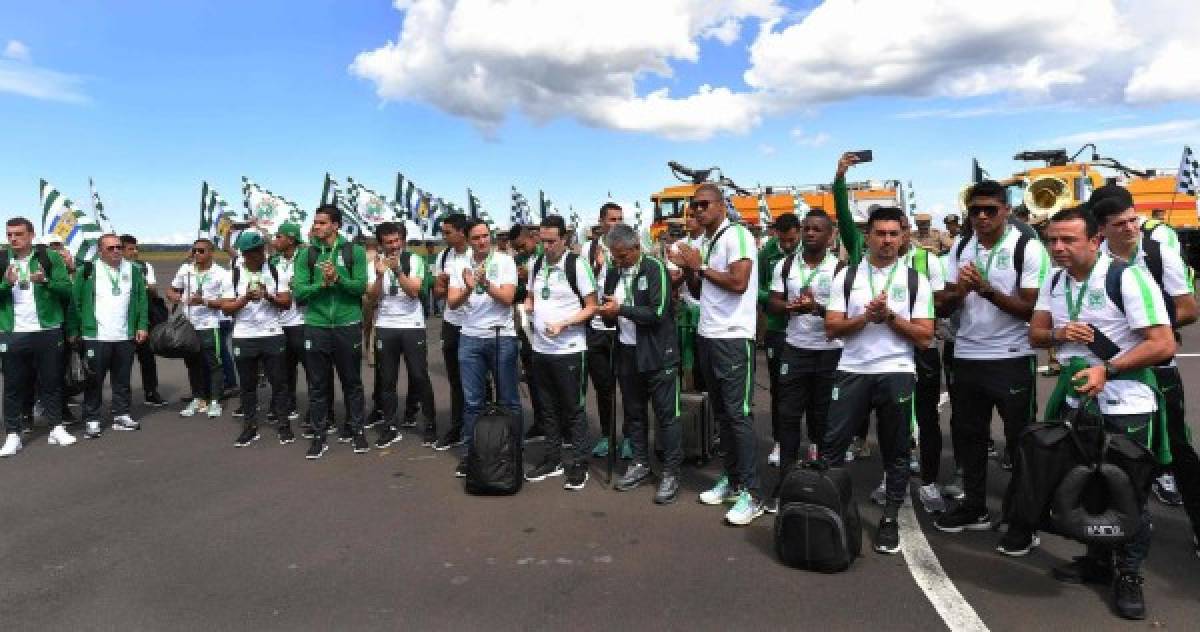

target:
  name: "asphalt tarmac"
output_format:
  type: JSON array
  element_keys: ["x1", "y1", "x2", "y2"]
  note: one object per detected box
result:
[{"x1": 2, "y1": 272, "x2": 1198, "y2": 630}]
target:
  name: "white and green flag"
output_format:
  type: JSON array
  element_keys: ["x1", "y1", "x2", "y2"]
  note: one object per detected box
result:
[
  {"x1": 41, "y1": 179, "x2": 103, "y2": 261},
  {"x1": 200, "y1": 181, "x2": 239, "y2": 249},
  {"x1": 243, "y1": 176, "x2": 305, "y2": 232},
  {"x1": 88, "y1": 177, "x2": 113, "y2": 233}
]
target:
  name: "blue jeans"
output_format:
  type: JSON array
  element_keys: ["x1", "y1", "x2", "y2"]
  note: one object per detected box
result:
[
  {"x1": 458, "y1": 334, "x2": 521, "y2": 451},
  {"x1": 219, "y1": 320, "x2": 237, "y2": 389}
]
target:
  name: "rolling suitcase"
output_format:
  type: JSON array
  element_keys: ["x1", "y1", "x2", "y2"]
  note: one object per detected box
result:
[{"x1": 679, "y1": 391, "x2": 715, "y2": 464}]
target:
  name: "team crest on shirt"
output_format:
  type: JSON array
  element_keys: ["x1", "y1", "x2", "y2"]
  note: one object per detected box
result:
[
  {"x1": 488, "y1": 263, "x2": 498, "y2": 277},
  {"x1": 816, "y1": 275, "x2": 831, "y2": 292},
  {"x1": 995, "y1": 251, "x2": 1012, "y2": 270},
  {"x1": 891, "y1": 285, "x2": 906, "y2": 301},
  {"x1": 1087, "y1": 288, "x2": 1106, "y2": 309}
]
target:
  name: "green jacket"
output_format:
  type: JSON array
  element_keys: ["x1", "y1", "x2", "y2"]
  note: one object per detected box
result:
[
  {"x1": 833, "y1": 176, "x2": 865, "y2": 266},
  {"x1": 756, "y1": 237, "x2": 790, "y2": 332},
  {"x1": 0, "y1": 247, "x2": 73, "y2": 333},
  {"x1": 292, "y1": 236, "x2": 368, "y2": 327},
  {"x1": 72, "y1": 260, "x2": 149, "y2": 338}
]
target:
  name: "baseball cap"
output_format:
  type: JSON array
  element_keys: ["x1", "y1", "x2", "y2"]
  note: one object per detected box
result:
[
  {"x1": 275, "y1": 222, "x2": 304, "y2": 244},
  {"x1": 235, "y1": 231, "x2": 266, "y2": 253}
]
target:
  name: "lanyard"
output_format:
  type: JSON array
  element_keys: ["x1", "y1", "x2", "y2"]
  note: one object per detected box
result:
[
  {"x1": 796, "y1": 254, "x2": 832, "y2": 292},
  {"x1": 195, "y1": 267, "x2": 210, "y2": 298},
  {"x1": 103, "y1": 262, "x2": 122, "y2": 296},
  {"x1": 620, "y1": 256, "x2": 642, "y2": 305},
  {"x1": 973, "y1": 225, "x2": 1010, "y2": 281},
  {"x1": 867, "y1": 260, "x2": 901, "y2": 298},
  {"x1": 15, "y1": 255, "x2": 30, "y2": 284},
  {"x1": 540, "y1": 256, "x2": 563, "y2": 300},
  {"x1": 1065, "y1": 260, "x2": 1098, "y2": 322}
]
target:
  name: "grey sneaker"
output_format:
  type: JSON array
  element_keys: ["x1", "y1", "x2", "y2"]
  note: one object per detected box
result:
[
  {"x1": 112, "y1": 415, "x2": 140, "y2": 431},
  {"x1": 918, "y1": 483, "x2": 947, "y2": 514}
]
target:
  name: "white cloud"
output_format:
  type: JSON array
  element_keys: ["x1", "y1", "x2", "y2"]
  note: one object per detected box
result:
[
  {"x1": 3, "y1": 40, "x2": 30, "y2": 62},
  {"x1": 0, "y1": 41, "x2": 88, "y2": 103},
  {"x1": 758, "y1": 143, "x2": 777, "y2": 156},
  {"x1": 1047, "y1": 119, "x2": 1200, "y2": 146},
  {"x1": 1125, "y1": 40, "x2": 1200, "y2": 103},
  {"x1": 790, "y1": 127, "x2": 829, "y2": 147}
]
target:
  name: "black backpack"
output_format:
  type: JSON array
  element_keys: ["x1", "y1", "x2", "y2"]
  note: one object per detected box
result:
[
  {"x1": 529, "y1": 252, "x2": 585, "y2": 306},
  {"x1": 465, "y1": 328, "x2": 523, "y2": 496},
  {"x1": 775, "y1": 462, "x2": 862, "y2": 572},
  {"x1": 231, "y1": 263, "x2": 281, "y2": 297},
  {"x1": 1048, "y1": 259, "x2": 1129, "y2": 315},
  {"x1": 842, "y1": 262, "x2": 920, "y2": 315}
]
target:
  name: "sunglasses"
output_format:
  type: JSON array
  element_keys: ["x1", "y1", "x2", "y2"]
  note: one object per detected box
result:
[
  {"x1": 103, "y1": 245, "x2": 122, "y2": 252},
  {"x1": 688, "y1": 200, "x2": 711, "y2": 211},
  {"x1": 192, "y1": 248, "x2": 209, "y2": 254},
  {"x1": 967, "y1": 205, "x2": 1002, "y2": 217}
]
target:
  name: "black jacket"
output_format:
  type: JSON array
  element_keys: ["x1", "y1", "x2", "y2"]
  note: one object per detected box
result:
[{"x1": 602, "y1": 255, "x2": 678, "y2": 372}]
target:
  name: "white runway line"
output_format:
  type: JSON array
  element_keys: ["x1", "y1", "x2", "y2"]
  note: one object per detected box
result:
[{"x1": 898, "y1": 503, "x2": 990, "y2": 632}]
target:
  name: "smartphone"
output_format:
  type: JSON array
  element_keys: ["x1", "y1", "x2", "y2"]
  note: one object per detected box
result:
[
  {"x1": 1086, "y1": 324, "x2": 1120, "y2": 361},
  {"x1": 849, "y1": 149, "x2": 874, "y2": 163}
]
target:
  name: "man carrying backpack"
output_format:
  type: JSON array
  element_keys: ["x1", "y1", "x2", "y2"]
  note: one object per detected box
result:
[
  {"x1": 75, "y1": 234, "x2": 150, "y2": 439},
  {"x1": 823, "y1": 206, "x2": 935, "y2": 554},
  {"x1": 220, "y1": 231, "x2": 293, "y2": 447},
  {"x1": 0, "y1": 218, "x2": 76, "y2": 456},
  {"x1": 1031, "y1": 206, "x2": 1175, "y2": 620},
  {"x1": 934, "y1": 181, "x2": 1049, "y2": 557},
  {"x1": 523, "y1": 215, "x2": 598, "y2": 490},
  {"x1": 365, "y1": 222, "x2": 436, "y2": 449},
  {"x1": 292, "y1": 205, "x2": 370, "y2": 459}
]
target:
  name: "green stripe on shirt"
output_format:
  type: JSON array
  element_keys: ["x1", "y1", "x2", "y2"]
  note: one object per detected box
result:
[{"x1": 1129, "y1": 266, "x2": 1162, "y2": 325}]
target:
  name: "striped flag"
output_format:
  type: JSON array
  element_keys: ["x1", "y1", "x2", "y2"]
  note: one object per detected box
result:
[
  {"x1": 40, "y1": 179, "x2": 103, "y2": 262},
  {"x1": 466, "y1": 188, "x2": 483, "y2": 220},
  {"x1": 510, "y1": 186, "x2": 533, "y2": 226},
  {"x1": 200, "y1": 182, "x2": 238, "y2": 248},
  {"x1": 88, "y1": 178, "x2": 113, "y2": 232},
  {"x1": 243, "y1": 177, "x2": 305, "y2": 231},
  {"x1": 1177, "y1": 146, "x2": 1199, "y2": 196}
]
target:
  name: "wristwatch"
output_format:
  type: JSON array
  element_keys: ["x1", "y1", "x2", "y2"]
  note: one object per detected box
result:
[{"x1": 1103, "y1": 361, "x2": 1118, "y2": 379}]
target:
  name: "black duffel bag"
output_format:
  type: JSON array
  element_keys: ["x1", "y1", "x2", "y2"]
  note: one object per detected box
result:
[{"x1": 148, "y1": 306, "x2": 203, "y2": 358}]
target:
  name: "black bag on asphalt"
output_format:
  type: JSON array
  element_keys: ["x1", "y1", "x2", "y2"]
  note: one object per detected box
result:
[
  {"x1": 64, "y1": 343, "x2": 88, "y2": 396},
  {"x1": 775, "y1": 462, "x2": 862, "y2": 573},
  {"x1": 465, "y1": 328, "x2": 523, "y2": 496},
  {"x1": 148, "y1": 306, "x2": 204, "y2": 358},
  {"x1": 679, "y1": 391, "x2": 715, "y2": 464}
]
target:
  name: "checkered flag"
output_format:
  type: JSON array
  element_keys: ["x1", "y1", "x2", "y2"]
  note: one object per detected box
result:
[
  {"x1": 757, "y1": 190, "x2": 772, "y2": 227},
  {"x1": 510, "y1": 186, "x2": 532, "y2": 226},
  {"x1": 1177, "y1": 146, "x2": 1199, "y2": 196}
]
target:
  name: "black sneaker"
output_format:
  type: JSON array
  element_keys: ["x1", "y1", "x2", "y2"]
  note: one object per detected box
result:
[
  {"x1": 233, "y1": 407, "x2": 245, "y2": 418},
  {"x1": 525, "y1": 461, "x2": 565, "y2": 482},
  {"x1": 278, "y1": 425, "x2": 296, "y2": 445},
  {"x1": 996, "y1": 528, "x2": 1040, "y2": 557},
  {"x1": 337, "y1": 423, "x2": 354, "y2": 443},
  {"x1": 523, "y1": 426, "x2": 546, "y2": 444},
  {"x1": 1052, "y1": 555, "x2": 1114, "y2": 585},
  {"x1": 300, "y1": 424, "x2": 316, "y2": 440},
  {"x1": 1114, "y1": 573, "x2": 1146, "y2": 620},
  {"x1": 654, "y1": 474, "x2": 680, "y2": 505},
  {"x1": 421, "y1": 426, "x2": 437, "y2": 447},
  {"x1": 375, "y1": 426, "x2": 401, "y2": 449},
  {"x1": 234, "y1": 426, "x2": 259, "y2": 447},
  {"x1": 875, "y1": 517, "x2": 901, "y2": 554},
  {"x1": 305, "y1": 439, "x2": 328, "y2": 460},
  {"x1": 564, "y1": 464, "x2": 588, "y2": 491},
  {"x1": 364, "y1": 410, "x2": 383, "y2": 430},
  {"x1": 434, "y1": 429, "x2": 463, "y2": 451},
  {"x1": 934, "y1": 505, "x2": 991, "y2": 533},
  {"x1": 455, "y1": 458, "x2": 468, "y2": 478},
  {"x1": 144, "y1": 392, "x2": 168, "y2": 407},
  {"x1": 399, "y1": 416, "x2": 419, "y2": 429},
  {"x1": 352, "y1": 432, "x2": 369, "y2": 454}
]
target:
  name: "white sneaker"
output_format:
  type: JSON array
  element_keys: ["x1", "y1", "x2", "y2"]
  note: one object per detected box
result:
[
  {"x1": 767, "y1": 443, "x2": 780, "y2": 467},
  {"x1": 0, "y1": 433, "x2": 22, "y2": 457},
  {"x1": 112, "y1": 415, "x2": 140, "y2": 431},
  {"x1": 180, "y1": 399, "x2": 206, "y2": 418},
  {"x1": 870, "y1": 479, "x2": 887, "y2": 506},
  {"x1": 699, "y1": 475, "x2": 738, "y2": 505},
  {"x1": 47, "y1": 425, "x2": 77, "y2": 446},
  {"x1": 725, "y1": 490, "x2": 765, "y2": 526},
  {"x1": 918, "y1": 483, "x2": 947, "y2": 514},
  {"x1": 84, "y1": 421, "x2": 103, "y2": 439},
  {"x1": 207, "y1": 401, "x2": 223, "y2": 418}
]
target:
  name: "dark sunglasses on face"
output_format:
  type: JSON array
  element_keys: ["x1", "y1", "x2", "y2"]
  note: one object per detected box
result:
[
  {"x1": 103, "y1": 245, "x2": 122, "y2": 252},
  {"x1": 192, "y1": 248, "x2": 208, "y2": 254},
  {"x1": 967, "y1": 204, "x2": 1002, "y2": 217},
  {"x1": 688, "y1": 200, "x2": 710, "y2": 211}
]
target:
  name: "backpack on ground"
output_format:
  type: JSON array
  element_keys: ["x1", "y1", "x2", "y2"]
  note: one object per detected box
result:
[
  {"x1": 465, "y1": 327, "x2": 524, "y2": 495},
  {"x1": 774, "y1": 462, "x2": 862, "y2": 573}
]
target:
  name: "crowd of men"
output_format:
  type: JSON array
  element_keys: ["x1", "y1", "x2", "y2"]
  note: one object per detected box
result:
[{"x1": 2, "y1": 153, "x2": 1199, "y2": 621}]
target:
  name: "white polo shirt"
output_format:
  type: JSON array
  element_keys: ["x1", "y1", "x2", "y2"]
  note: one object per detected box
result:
[
  {"x1": 698, "y1": 220, "x2": 758, "y2": 339},
  {"x1": 221, "y1": 262, "x2": 284, "y2": 339},
  {"x1": 1103, "y1": 237, "x2": 1190, "y2": 368},
  {"x1": 946, "y1": 229, "x2": 1049, "y2": 359},
  {"x1": 90, "y1": 259, "x2": 135, "y2": 342},
  {"x1": 770, "y1": 253, "x2": 841, "y2": 351},
  {"x1": 582, "y1": 238, "x2": 615, "y2": 331},
  {"x1": 436, "y1": 246, "x2": 473, "y2": 327},
  {"x1": 528, "y1": 253, "x2": 596, "y2": 355},
  {"x1": 827, "y1": 258, "x2": 934, "y2": 374},
  {"x1": 450, "y1": 251, "x2": 518, "y2": 338},
  {"x1": 368, "y1": 253, "x2": 426, "y2": 330},
  {"x1": 171, "y1": 263, "x2": 230, "y2": 331},
  {"x1": 273, "y1": 252, "x2": 304, "y2": 328},
  {"x1": 1035, "y1": 253, "x2": 1169, "y2": 415}
]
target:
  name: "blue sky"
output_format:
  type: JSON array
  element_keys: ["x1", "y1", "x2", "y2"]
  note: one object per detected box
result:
[{"x1": 1, "y1": 0, "x2": 1197, "y2": 242}]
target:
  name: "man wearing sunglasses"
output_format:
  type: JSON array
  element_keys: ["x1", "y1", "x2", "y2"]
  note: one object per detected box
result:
[
  {"x1": 934, "y1": 181, "x2": 1050, "y2": 557},
  {"x1": 167, "y1": 238, "x2": 232, "y2": 419},
  {"x1": 669, "y1": 184, "x2": 763, "y2": 525},
  {"x1": 0, "y1": 218, "x2": 76, "y2": 456},
  {"x1": 75, "y1": 234, "x2": 151, "y2": 439}
]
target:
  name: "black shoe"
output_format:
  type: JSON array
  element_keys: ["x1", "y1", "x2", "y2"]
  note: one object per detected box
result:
[
  {"x1": 300, "y1": 424, "x2": 316, "y2": 440},
  {"x1": 434, "y1": 429, "x2": 463, "y2": 451},
  {"x1": 375, "y1": 426, "x2": 401, "y2": 449},
  {"x1": 305, "y1": 439, "x2": 328, "y2": 460},
  {"x1": 525, "y1": 461, "x2": 565, "y2": 482},
  {"x1": 1113, "y1": 573, "x2": 1146, "y2": 620},
  {"x1": 234, "y1": 426, "x2": 259, "y2": 447},
  {"x1": 233, "y1": 407, "x2": 245, "y2": 418},
  {"x1": 421, "y1": 426, "x2": 437, "y2": 447},
  {"x1": 337, "y1": 423, "x2": 354, "y2": 443},
  {"x1": 875, "y1": 517, "x2": 901, "y2": 554},
  {"x1": 399, "y1": 417, "x2": 419, "y2": 429},
  {"x1": 523, "y1": 426, "x2": 546, "y2": 444},
  {"x1": 144, "y1": 392, "x2": 168, "y2": 407},
  {"x1": 364, "y1": 410, "x2": 383, "y2": 430},
  {"x1": 934, "y1": 505, "x2": 992, "y2": 533},
  {"x1": 654, "y1": 474, "x2": 680, "y2": 505},
  {"x1": 455, "y1": 458, "x2": 468, "y2": 478},
  {"x1": 615, "y1": 462, "x2": 652, "y2": 491},
  {"x1": 1052, "y1": 555, "x2": 1114, "y2": 585},
  {"x1": 996, "y1": 528, "x2": 1040, "y2": 557},
  {"x1": 61, "y1": 408, "x2": 76, "y2": 423},
  {"x1": 278, "y1": 425, "x2": 295, "y2": 445},
  {"x1": 352, "y1": 432, "x2": 369, "y2": 454},
  {"x1": 564, "y1": 463, "x2": 588, "y2": 491}
]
